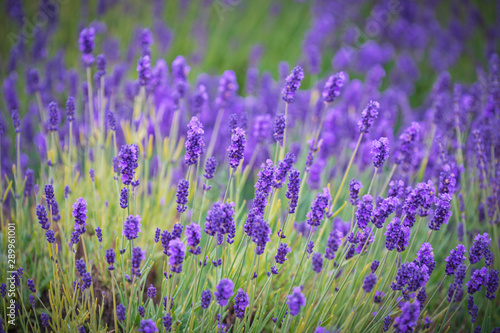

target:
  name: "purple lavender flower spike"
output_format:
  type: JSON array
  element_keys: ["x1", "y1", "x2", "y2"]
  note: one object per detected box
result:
[
  {"x1": 324, "y1": 229, "x2": 342, "y2": 260},
  {"x1": 176, "y1": 179, "x2": 189, "y2": 213},
  {"x1": 66, "y1": 97, "x2": 75, "y2": 122},
  {"x1": 349, "y1": 179, "x2": 363, "y2": 206},
  {"x1": 287, "y1": 286, "x2": 306, "y2": 316},
  {"x1": 137, "y1": 55, "x2": 152, "y2": 86},
  {"x1": 485, "y1": 269, "x2": 499, "y2": 300},
  {"x1": 393, "y1": 301, "x2": 420, "y2": 333},
  {"x1": 234, "y1": 289, "x2": 250, "y2": 319},
  {"x1": 469, "y1": 233, "x2": 491, "y2": 265},
  {"x1": 46, "y1": 230, "x2": 55, "y2": 243},
  {"x1": 312, "y1": 252, "x2": 324, "y2": 273},
  {"x1": 466, "y1": 267, "x2": 488, "y2": 294},
  {"x1": 356, "y1": 194, "x2": 373, "y2": 229},
  {"x1": 95, "y1": 227, "x2": 102, "y2": 242},
  {"x1": 228, "y1": 127, "x2": 246, "y2": 169},
  {"x1": 372, "y1": 197, "x2": 398, "y2": 228},
  {"x1": 72, "y1": 198, "x2": 88, "y2": 233},
  {"x1": 274, "y1": 153, "x2": 296, "y2": 189},
  {"x1": 371, "y1": 137, "x2": 389, "y2": 169},
  {"x1": 358, "y1": 100, "x2": 380, "y2": 134},
  {"x1": 428, "y1": 193, "x2": 452, "y2": 230},
  {"x1": 26, "y1": 68, "x2": 40, "y2": 94},
  {"x1": 215, "y1": 278, "x2": 234, "y2": 306},
  {"x1": 118, "y1": 144, "x2": 139, "y2": 185},
  {"x1": 105, "y1": 249, "x2": 115, "y2": 270},
  {"x1": 253, "y1": 114, "x2": 272, "y2": 143},
  {"x1": 79, "y1": 27, "x2": 95, "y2": 67},
  {"x1": 445, "y1": 244, "x2": 467, "y2": 276},
  {"x1": 185, "y1": 116, "x2": 205, "y2": 166},
  {"x1": 385, "y1": 217, "x2": 410, "y2": 252},
  {"x1": 193, "y1": 84, "x2": 208, "y2": 114},
  {"x1": 36, "y1": 205, "x2": 50, "y2": 230},
  {"x1": 371, "y1": 260, "x2": 380, "y2": 273},
  {"x1": 116, "y1": 303, "x2": 126, "y2": 321},
  {"x1": 186, "y1": 222, "x2": 202, "y2": 255},
  {"x1": 273, "y1": 113, "x2": 286, "y2": 146},
  {"x1": 439, "y1": 164, "x2": 456, "y2": 194},
  {"x1": 45, "y1": 184, "x2": 55, "y2": 207},
  {"x1": 203, "y1": 157, "x2": 217, "y2": 180},
  {"x1": 282, "y1": 66, "x2": 304, "y2": 103},
  {"x1": 172, "y1": 55, "x2": 190, "y2": 98},
  {"x1": 415, "y1": 243, "x2": 436, "y2": 275},
  {"x1": 123, "y1": 215, "x2": 141, "y2": 240},
  {"x1": 201, "y1": 290, "x2": 212, "y2": 309},
  {"x1": 120, "y1": 188, "x2": 128, "y2": 209},
  {"x1": 363, "y1": 273, "x2": 376, "y2": 293},
  {"x1": 215, "y1": 70, "x2": 238, "y2": 109},
  {"x1": 467, "y1": 295, "x2": 478, "y2": 323},
  {"x1": 275, "y1": 243, "x2": 291, "y2": 264},
  {"x1": 251, "y1": 214, "x2": 271, "y2": 255},
  {"x1": 306, "y1": 188, "x2": 331, "y2": 227},
  {"x1": 108, "y1": 111, "x2": 116, "y2": 131},
  {"x1": 138, "y1": 319, "x2": 158, "y2": 333},
  {"x1": 131, "y1": 246, "x2": 145, "y2": 277},
  {"x1": 322, "y1": 72, "x2": 345, "y2": 103}
]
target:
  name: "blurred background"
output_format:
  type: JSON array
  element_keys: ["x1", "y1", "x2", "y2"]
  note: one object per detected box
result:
[{"x1": 1, "y1": 0, "x2": 499, "y2": 105}]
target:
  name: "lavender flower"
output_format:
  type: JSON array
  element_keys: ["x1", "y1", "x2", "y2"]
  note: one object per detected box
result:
[
  {"x1": 273, "y1": 113, "x2": 286, "y2": 146},
  {"x1": 391, "y1": 262, "x2": 429, "y2": 293},
  {"x1": 95, "y1": 227, "x2": 102, "y2": 242},
  {"x1": 274, "y1": 153, "x2": 295, "y2": 188},
  {"x1": 27, "y1": 279, "x2": 36, "y2": 293},
  {"x1": 205, "y1": 201, "x2": 236, "y2": 244},
  {"x1": 253, "y1": 114, "x2": 272, "y2": 143},
  {"x1": 306, "y1": 188, "x2": 331, "y2": 227},
  {"x1": 371, "y1": 137, "x2": 389, "y2": 168},
  {"x1": 287, "y1": 286, "x2": 306, "y2": 316},
  {"x1": 36, "y1": 204, "x2": 50, "y2": 230},
  {"x1": 40, "y1": 313, "x2": 50, "y2": 327},
  {"x1": 116, "y1": 303, "x2": 126, "y2": 321},
  {"x1": 312, "y1": 252, "x2": 324, "y2": 273},
  {"x1": 118, "y1": 144, "x2": 139, "y2": 185},
  {"x1": 485, "y1": 269, "x2": 499, "y2": 300},
  {"x1": 201, "y1": 290, "x2": 212, "y2": 309},
  {"x1": 79, "y1": 27, "x2": 95, "y2": 67},
  {"x1": 445, "y1": 244, "x2": 467, "y2": 276},
  {"x1": 26, "y1": 68, "x2": 40, "y2": 94},
  {"x1": 349, "y1": 179, "x2": 363, "y2": 206},
  {"x1": 168, "y1": 239, "x2": 185, "y2": 273},
  {"x1": 286, "y1": 168, "x2": 301, "y2": 214},
  {"x1": 356, "y1": 194, "x2": 373, "y2": 229},
  {"x1": 385, "y1": 217, "x2": 410, "y2": 252},
  {"x1": 393, "y1": 301, "x2": 420, "y2": 333},
  {"x1": 467, "y1": 267, "x2": 488, "y2": 294},
  {"x1": 47, "y1": 102, "x2": 60, "y2": 131},
  {"x1": 469, "y1": 233, "x2": 491, "y2": 265},
  {"x1": 45, "y1": 184, "x2": 55, "y2": 207},
  {"x1": 137, "y1": 55, "x2": 151, "y2": 86},
  {"x1": 428, "y1": 193, "x2": 452, "y2": 230},
  {"x1": 215, "y1": 278, "x2": 234, "y2": 307},
  {"x1": 203, "y1": 157, "x2": 217, "y2": 180},
  {"x1": 439, "y1": 164, "x2": 456, "y2": 194},
  {"x1": 358, "y1": 100, "x2": 380, "y2": 134},
  {"x1": 66, "y1": 97, "x2": 75, "y2": 122},
  {"x1": 363, "y1": 273, "x2": 377, "y2": 293},
  {"x1": 123, "y1": 215, "x2": 141, "y2": 240},
  {"x1": 120, "y1": 188, "x2": 128, "y2": 209},
  {"x1": 374, "y1": 291, "x2": 385, "y2": 303},
  {"x1": 383, "y1": 316, "x2": 391, "y2": 332},
  {"x1": 415, "y1": 243, "x2": 436, "y2": 275},
  {"x1": 322, "y1": 72, "x2": 345, "y2": 103},
  {"x1": 147, "y1": 284, "x2": 157, "y2": 298},
  {"x1": 228, "y1": 127, "x2": 246, "y2": 169},
  {"x1": 72, "y1": 198, "x2": 88, "y2": 233},
  {"x1": 193, "y1": 84, "x2": 208, "y2": 114},
  {"x1": 215, "y1": 70, "x2": 238, "y2": 109},
  {"x1": 172, "y1": 55, "x2": 190, "y2": 97},
  {"x1": 11, "y1": 109, "x2": 21, "y2": 133},
  {"x1": 282, "y1": 66, "x2": 304, "y2": 103},
  {"x1": 186, "y1": 222, "x2": 202, "y2": 255},
  {"x1": 163, "y1": 314, "x2": 172, "y2": 332},
  {"x1": 468, "y1": 296, "x2": 478, "y2": 322},
  {"x1": 372, "y1": 197, "x2": 398, "y2": 228},
  {"x1": 176, "y1": 179, "x2": 189, "y2": 213},
  {"x1": 251, "y1": 214, "x2": 271, "y2": 255},
  {"x1": 275, "y1": 243, "x2": 291, "y2": 265},
  {"x1": 185, "y1": 117, "x2": 205, "y2": 166},
  {"x1": 46, "y1": 230, "x2": 55, "y2": 243},
  {"x1": 105, "y1": 249, "x2": 115, "y2": 270},
  {"x1": 371, "y1": 260, "x2": 380, "y2": 273},
  {"x1": 108, "y1": 110, "x2": 116, "y2": 131},
  {"x1": 131, "y1": 247, "x2": 145, "y2": 277},
  {"x1": 234, "y1": 289, "x2": 250, "y2": 319},
  {"x1": 324, "y1": 229, "x2": 342, "y2": 260}
]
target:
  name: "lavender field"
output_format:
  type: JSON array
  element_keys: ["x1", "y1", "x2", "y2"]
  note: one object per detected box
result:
[{"x1": 0, "y1": 0, "x2": 499, "y2": 332}]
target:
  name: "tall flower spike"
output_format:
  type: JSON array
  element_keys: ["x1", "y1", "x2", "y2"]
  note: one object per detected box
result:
[
  {"x1": 287, "y1": 286, "x2": 306, "y2": 316},
  {"x1": 215, "y1": 278, "x2": 234, "y2": 306},
  {"x1": 215, "y1": 70, "x2": 238, "y2": 109},
  {"x1": 118, "y1": 144, "x2": 139, "y2": 185},
  {"x1": 234, "y1": 289, "x2": 250, "y2": 319},
  {"x1": 306, "y1": 188, "x2": 331, "y2": 227},
  {"x1": 123, "y1": 215, "x2": 141, "y2": 240},
  {"x1": 66, "y1": 97, "x2": 75, "y2": 122},
  {"x1": 137, "y1": 55, "x2": 151, "y2": 86},
  {"x1": 228, "y1": 127, "x2": 246, "y2": 169},
  {"x1": 358, "y1": 100, "x2": 380, "y2": 134},
  {"x1": 322, "y1": 71, "x2": 345, "y2": 103},
  {"x1": 356, "y1": 194, "x2": 373, "y2": 229},
  {"x1": 203, "y1": 157, "x2": 217, "y2": 180},
  {"x1": 273, "y1": 113, "x2": 286, "y2": 146},
  {"x1": 79, "y1": 27, "x2": 95, "y2": 67},
  {"x1": 282, "y1": 66, "x2": 304, "y2": 103},
  {"x1": 184, "y1": 116, "x2": 205, "y2": 166},
  {"x1": 172, "y1": 55, "x2": 190, "y2": 98},
  {"x1": 324, "y1": 229, "x2": 342, "y2": 260},
  {"x1": 48, "y1": 102, "x2": 59, "y2": 132},
  {"x1": 286, "y1": 168, "x2": 301, "y2": 214},
  {"x1": 349, "y1": 179, "x2": 363, "y2": 206},
  {"x1": 371, "y1": 137, "x2": 389, "y2": 169},
  {"x1": 445, "y1": 244, "x2": 467, "y2": 276},
  {"x1": 175, "y1": 179, "x2": 189, "y2": 213},
  {"x1": 428, "y1": 193, "x2": 452, "y2": 230},
  {"x1": 168, "y1": 239, "x2": 185, "y2": 273}
]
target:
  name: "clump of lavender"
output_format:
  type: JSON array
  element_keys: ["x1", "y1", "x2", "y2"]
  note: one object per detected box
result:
[
  {"x1": 274, "y1": 153, "x2": 295, "y2": 188},
  {"x1": 131, "y1": 247, "x2": 145, "y2": 277},
  {"x1": 275, "y1": 243, "x2": 291, "y2": 265},
  {"x1": 36, "y1": 205, "x2": 50, "y2": 230},
  {"x1": 251, "y1": 214, "x2": 272, "y2": 255},
  {"x1": 201, "y1": 290, "x2": 212, "y2": 309},
  {"x1": 185, "y1": 116, "x2": 205, "y2": 166},
  {"x1": 439, "y1": 164, "x2": 456, "y2": 194},
  {"x1": 282, "y1": 66, "x2": 304, "y2": 103},
  {"x1": 467, "y1": 267, "x2": 488, "y2": 295},
  {"x1": 306, "y1": 188, "x2": 331, "y2": 227},
  {"x1": 322, "y1": 71, "x2": 345, "y2": 103},
  {"x1": 137, "y1": 55, "x2": 151, "y2": 86},
  {"x1": 371, "y1": 137, "x2": 389, "y2": 168},
  {"x1": 485, "y1": 270, "x2": 499, "y2": 300},
  {"x1": 385, "y1": 217, "x2": 410, "y2": 252},
  {"x1": 394, "y1": 122, "x2": 420, "y2": 171},
  {"x1": 363, "y1": 273, "x2": 376, "y2": 293},
  {"x1": 215, "y1": 278, "x2": 234, "y2": 307},
  {"x1": 234, "y1": 289, "x2": 249, "y2": 319},
  {"x1": 79, "y1": 27, "x2": 95, "y2": 67},
  {"x1": 393, "y1": 301, "x2": 420, "y2": 333},
  {"x1": 273, "y1": 113, "x2": 286, "y2": 146},
  {"x1": 445, "y1": 244, "x2": 467, "y2": 276},
  {"x1": 175, "y1": 179, "x2": 189, "y2": 213},
  {"x1": 123, "y1": 215, "x2": 141, "y2": 240},
  {"x1": 287, "y1": 286, "x2": 306, "y2": 316},
  {"x1": 228, "y1": 127, "x2": 246, "y2": 169},
  {"x1": 215, "y1": 70, "x2": 238, "y2": 109},
  {"x1": 72, "y1": 197, "x2": 88, "y2": 235},
  {"x1": 118, "y1": 144, "x2": 139, "y2": 185},
  {"x1": 372, "y1": 197, "x2": 398, "y2": 228},
  {"x1": 358, "y1": 100, "x2": 380, "y2": 134}
]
